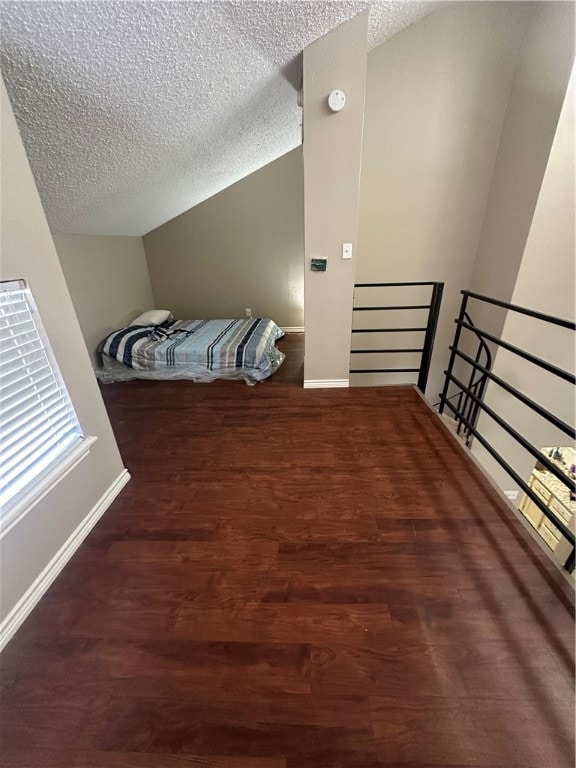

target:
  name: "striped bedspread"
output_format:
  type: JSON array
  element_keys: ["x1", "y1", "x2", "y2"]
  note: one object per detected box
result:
[{"x1": 100, "y1": 318, "x2": 285, "y2": 382}]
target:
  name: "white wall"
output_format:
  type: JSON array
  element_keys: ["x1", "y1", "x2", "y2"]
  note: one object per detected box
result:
[
  {"x1": 54, "y1": 234, "x2": 155, "y2": 366},
  {"x1": 0, "y1": 79, "x2": 127, "y2": 631},
  {"x1": 471, "y1": 65, "x2": 575, "y2": 498},
  {"x1": 468, "y1": 1, "x2": 575, "y2": 338},
  {"x1": 355, "y1": 1, "x2": 529, "y2": 399}
]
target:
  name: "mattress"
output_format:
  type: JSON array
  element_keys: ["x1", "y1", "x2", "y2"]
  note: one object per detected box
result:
[{"x1": 97, "y1": 318, "x2": 285, "y2": 385}]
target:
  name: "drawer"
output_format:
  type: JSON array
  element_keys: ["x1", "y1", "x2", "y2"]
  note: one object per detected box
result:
[
  {"x1": 549, "y1": 496, "x2": 572, "y2": 525},
  {"x1": 531, "y1": 480, "x2": 551, "y2": 503},
  {"x1": 519, "y1": 493, "x2": 529, "y2": 512},
  {"x1": 539, "y1": 520, "x2": 561, "y2": 551},
  {"x1": 521, "y1": 500, "x2": 544, "y2": 529}
]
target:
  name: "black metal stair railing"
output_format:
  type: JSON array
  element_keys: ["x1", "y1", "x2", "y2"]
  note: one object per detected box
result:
[
  {"x1": 439, "y1": 289, "x2": 576, "y2": 572},
  {"x1": 350, "y1": 281, "x2": 444, "y2": 393},
  {"x1": 454, "y1": 311, "x2": 492, "y2": 445}
]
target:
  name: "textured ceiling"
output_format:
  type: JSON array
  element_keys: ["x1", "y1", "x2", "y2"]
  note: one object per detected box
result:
[{"x1": 0, "y1": 1, "x2": 437, "y2": 236}]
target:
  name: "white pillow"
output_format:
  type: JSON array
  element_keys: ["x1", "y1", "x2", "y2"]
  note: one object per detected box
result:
[{"x1": 131, "y1": 309, "x2": 173, "y2": 326}]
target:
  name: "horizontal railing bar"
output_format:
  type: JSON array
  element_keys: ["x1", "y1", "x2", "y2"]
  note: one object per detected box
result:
[
  {"x1": 350, "y1": 368, "x2": 420, "y2": 374},
  {"x1": 462, "y1": 290, "x2": 576, "y2": 331},
  {"x1": 350, "y1": 348, "x2": 424, "y2": 354},
  {"x1": 354, "y1": 282, "x2": 438, "y2": 287},
  {"x1": 442, "y1": 399, "x2": 575, "y2": 546},
  {"x1": 353, "y1": 305, "x2": 431, "y2": 311},
  {"x1": 458, "y1": 320, "x2": 575, "y2": 384},
  {"x1": 352, "y1": 327, "x2": 427, "y2": 333},
  {"x1": 451, "y1": 348, "x2": 575, "y2": 440},
  {"x1": 446, "y1": 371, "x2": 573, "y2": 491}
]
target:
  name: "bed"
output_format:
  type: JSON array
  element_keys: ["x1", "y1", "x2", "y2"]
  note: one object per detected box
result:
[{"x1": 96, "y1": 313, "x2": 285, "y2": 385}]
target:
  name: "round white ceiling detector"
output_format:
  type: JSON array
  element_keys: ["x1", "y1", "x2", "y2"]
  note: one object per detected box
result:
[{"x1": 328, "y1": 89, "x2": 346, "y2": 112}]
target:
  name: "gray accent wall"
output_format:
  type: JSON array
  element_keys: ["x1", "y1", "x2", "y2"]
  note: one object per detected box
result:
[
  {"x1": 302, "y1": 11, "x2": 369, "y2": 386},
  {"x1": 143, "y1": 149, "x2": 304, "y2": 329},
  {"x1": 54, "y1": 234, "x2": 155, "y2": 367}
]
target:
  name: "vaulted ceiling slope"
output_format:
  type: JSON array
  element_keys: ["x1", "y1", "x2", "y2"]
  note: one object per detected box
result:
[{"x1": 1, "y1": 1, "x2": 436, "y2": 236}]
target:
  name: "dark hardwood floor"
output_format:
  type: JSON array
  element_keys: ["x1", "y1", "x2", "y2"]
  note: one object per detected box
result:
[{"x1": 1, "y1": 334, "x2": 574, "y2": 767}]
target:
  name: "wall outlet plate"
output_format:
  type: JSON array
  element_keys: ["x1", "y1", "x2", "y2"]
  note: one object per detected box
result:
[
  {"x1": 504, "y1": 490, "x2": 519, "y2": 500},
  {"x1": 311, "y1": 258, "x2": 327, "y2": 272}
]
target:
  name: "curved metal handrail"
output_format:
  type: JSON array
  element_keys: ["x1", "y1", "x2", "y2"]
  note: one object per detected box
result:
[
  {"x1": 463, "y1": 312, "x2": 492, "y2": 440},
  {"x1": 452, "y1": 312, "x2": 492, "y2": 445},
  {"x1": 463, "y1": 311, "x2": 492, "y2": 370}
]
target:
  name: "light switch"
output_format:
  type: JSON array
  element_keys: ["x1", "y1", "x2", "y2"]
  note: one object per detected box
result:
[{"x1": 342, "y1": 242, "x2": 353, "y2": 260}]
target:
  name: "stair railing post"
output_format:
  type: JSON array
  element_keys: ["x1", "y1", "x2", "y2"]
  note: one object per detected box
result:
[
  {"x1": 439, "y1": 290, "x2": 468, "y2": 413},
  {"x1": 417, "y1": 282, "x2": 444, "y2": 394}
]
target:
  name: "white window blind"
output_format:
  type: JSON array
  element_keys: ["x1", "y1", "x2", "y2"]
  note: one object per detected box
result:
[{"x1": 0, "y1": 280, "x2": 84, "y2": 515}]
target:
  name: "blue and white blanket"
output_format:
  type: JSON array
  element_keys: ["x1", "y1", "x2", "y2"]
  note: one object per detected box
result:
[{"x1": 99, "y1": 318, "x2": 285, "y2": 383}]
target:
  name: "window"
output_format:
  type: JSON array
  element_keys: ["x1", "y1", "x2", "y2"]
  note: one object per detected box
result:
[{"x1": 0, "y1": 280, "x2": 85, "y2": 523}]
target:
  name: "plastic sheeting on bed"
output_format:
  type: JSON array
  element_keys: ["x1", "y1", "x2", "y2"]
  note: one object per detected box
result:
[
  {"x1": 95, "y1": 317, "x2": 285, "y2": 386},
  {"x1": 96, "y1": 347, "x2": 285, "y2": 385}
]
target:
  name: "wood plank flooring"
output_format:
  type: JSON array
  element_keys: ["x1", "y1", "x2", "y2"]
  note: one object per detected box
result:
[{"x1": 1, "y1": 334, "x2": 574, "y2": 767}]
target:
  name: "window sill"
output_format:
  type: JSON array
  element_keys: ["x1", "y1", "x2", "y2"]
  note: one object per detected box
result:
[{"x1": 0, "y1": 436, "x2": 98, "y2": 538}]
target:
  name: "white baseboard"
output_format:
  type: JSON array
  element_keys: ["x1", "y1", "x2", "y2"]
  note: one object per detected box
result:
[
  {"x1": 0, "y1": 468, "x2": 131, "y2": 652},
  {"x1": 303, "y1": 379, "x2": 349, "y2": 389},
  {"x1": 281, "y1": 327, "x2": 305, "y2": 333}
]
